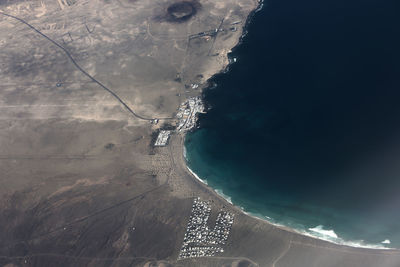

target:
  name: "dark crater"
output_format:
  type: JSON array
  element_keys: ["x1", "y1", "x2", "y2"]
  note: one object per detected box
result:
[{"x1": 164, "y1": 1, "x2": 201, "y2": 23}]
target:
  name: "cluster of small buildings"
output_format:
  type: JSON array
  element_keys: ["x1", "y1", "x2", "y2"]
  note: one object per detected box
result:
[
  {"x1": 179, "y1": 246, "x2": 223, "y2": 259},
  {"x1": 207, "y1": 211, "x2": 234, "y2": 245},
  {"x1": 154, "y1": 130, "x2": 171, "y2": 146},
  {"x1": 153, "y1": 97, "x2": 204, "y2": 147},
  {"x1": 182, "y1": 198, "x2": 211, "y2": 244},
  {"x1": 190, "y1": 83, "x2": 199, "y2": 89},
  {"x1": 178, "y1": 198, "x2": 235, "y2": 259},
  {"x1": 176, "y1": 97, "x2": 204, "y2": 132}
]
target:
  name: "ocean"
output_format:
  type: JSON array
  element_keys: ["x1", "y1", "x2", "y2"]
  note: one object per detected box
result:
[{"x1": 185, "y1": 0, "x2": 400, "y2": 248}]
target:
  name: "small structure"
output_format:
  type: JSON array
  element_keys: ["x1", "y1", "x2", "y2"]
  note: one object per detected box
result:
[{"x1": 154, "y1": 130, "x2": 171, "y2": 146}]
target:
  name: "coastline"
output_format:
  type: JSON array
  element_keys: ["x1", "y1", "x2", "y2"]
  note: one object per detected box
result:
[
  {"x1": 171, "y1": 131, "x2": 400, "y2": 266},
  {"x1": 183, "y1": 140, "x2": 395, "y2": 250},
  {"x1": 3, "y1": 0, "x2": 400, "y2": 265},
  {"x1": 179, "y1": 0, "x2": 397, "y2": 251}
]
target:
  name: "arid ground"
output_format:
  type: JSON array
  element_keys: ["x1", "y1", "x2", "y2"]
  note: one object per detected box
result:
[{"x1": 1, "y1": 0, "x2": 400, "y2": 266}]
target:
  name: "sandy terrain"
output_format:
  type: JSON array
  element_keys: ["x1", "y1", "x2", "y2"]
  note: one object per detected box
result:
[{"x1": 0, "y1": 0, "x2": 399, "y2": 266}]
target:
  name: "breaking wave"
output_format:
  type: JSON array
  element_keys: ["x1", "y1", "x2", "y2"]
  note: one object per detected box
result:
[
  {"x1": 304, "y1": 225, "x2": 391, "y2": 249},
  {"x1": 183, "y1": 146, "x2": 187, "y2": 159},
  {"x1": 309, "y1": 225, "x2": 338, "y2": 239},
  {"x1": 187, "y1": 166, "x2": 208, "y2": 185},
  {"x1": 215, "y1": 189, "x2": 233, "y2": 204},
  {"x1": 184, "y1": 142, "x2": 393, "y2": 250}
]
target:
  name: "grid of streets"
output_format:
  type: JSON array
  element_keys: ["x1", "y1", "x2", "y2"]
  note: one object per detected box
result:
[{"x1": 178, "y1": 198, "x2": 234, "y2": 259}]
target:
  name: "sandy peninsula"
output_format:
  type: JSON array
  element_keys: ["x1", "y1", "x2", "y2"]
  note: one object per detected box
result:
[{"x1": 0, "y1": 0, "x2": 399, "y2": 266}]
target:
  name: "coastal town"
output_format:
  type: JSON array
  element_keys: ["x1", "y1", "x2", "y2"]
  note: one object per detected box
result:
[
  {"x1": 3, "y1": 0, "x2": 397, "y2": 266},
  {"x1": 153, "y1": 96, "x2": 204, "y2": 147},
  {"x1": 176, "y1": 96, "x2": 205, "y2": 132},
  {"x1": 178, "y1": 198, "x2": 234, "y2": 259}
]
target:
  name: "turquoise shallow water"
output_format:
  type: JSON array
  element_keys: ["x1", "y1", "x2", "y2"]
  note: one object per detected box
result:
[{"x1": 185, "y1": 0, "x2": 400, "y2": 248}]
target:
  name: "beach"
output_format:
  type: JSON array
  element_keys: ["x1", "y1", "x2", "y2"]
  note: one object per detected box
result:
[
  {"x1": 169, "y1": 133, "x2": 400, "y2": 266},
  {"x1": 184, "y1": 0, "x2": 400, "y2": 251},
  {"x1": 0, "y1": 0, "x2": 400, "y2": 266}
]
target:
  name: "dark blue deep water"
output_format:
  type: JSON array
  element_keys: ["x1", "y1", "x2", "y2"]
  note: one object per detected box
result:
[{"x1": 185, "y1": 0, "x2": 400, "y2": 247}]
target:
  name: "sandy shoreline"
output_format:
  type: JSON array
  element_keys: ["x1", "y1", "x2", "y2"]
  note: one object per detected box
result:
[
  {"x1": 1, "y1": 0, "x2": 400, "y2": 265},
  {"x1": 176, "y1": 0, "x2": 399, "y2": 252},
  {"x1": 181, "y1": 133, "x2": 397, "y2": 250},
  {"x1": 164, "y1": 132, "x2": 400, "y2": 266},
  {"x1": 162, "y1": 130, "x2": 400, "y2": 266}
]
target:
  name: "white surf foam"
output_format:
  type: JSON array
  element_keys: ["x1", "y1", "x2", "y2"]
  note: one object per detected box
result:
[
  {"x1": 185, "y1": 166, "x2": 394, "y2": 249},
  {"x1": 186, "y1": 166, "x2": 233, "y2": 204},
  {"x1": 304, "y1": 225, "x2": 392, "y2": 249},
  {"x1": 183, "y1": 143, "x2": 394, "y2": 250},
  {"x1": 337, "y1": 239, "x2": 390, "y2": 249},
  {"x1": 309, "y1": 225, "x2": 338, "y2": 239},
  {"x1": 186, "y1": 166, "x2": 208, "y2": 185},
  {"x1": 183, "y1": 146, "x2": 187, "y2": 159},
  {"x1": 215, "y1": 189, "x2": 233, "y2": 204},
  {"x1": 256, "y1": 0, "x2": 264, "y2": 12}
]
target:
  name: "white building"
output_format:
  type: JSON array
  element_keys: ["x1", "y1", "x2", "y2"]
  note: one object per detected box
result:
[{"x1": 154, "y1": 130, "x2": 171, "y2": 146}]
